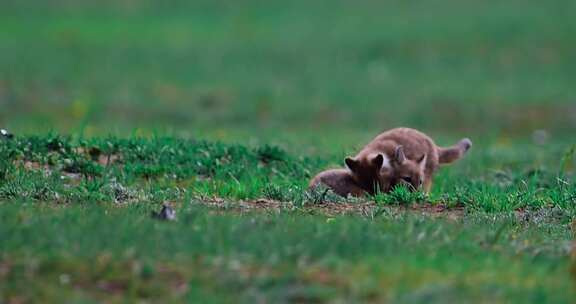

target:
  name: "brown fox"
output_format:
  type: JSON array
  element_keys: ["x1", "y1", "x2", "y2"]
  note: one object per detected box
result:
[
  {"x1": 345, "y1": 128, "x2": 472, "y2": 193},
  {"x1": 309, "y1": 169, "x2": 367, "y2": 197}
]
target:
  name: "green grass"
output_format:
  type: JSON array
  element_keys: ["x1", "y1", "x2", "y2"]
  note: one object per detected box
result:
[
  {"x1": 0, "y1": 135, "x2": 574, "y2": 211},
  {"x1": 1, "y1": 0, "x2": 576, "y2": 302},
  {"x1": 0, "y1": 135, "x2": 575, "y2": 302},
  {"x1": 1, "y1": 203, "x2": 574, "y2": 303},
  {"x1": 1, "y1": 0, "x2": 576, "y2": 138}
]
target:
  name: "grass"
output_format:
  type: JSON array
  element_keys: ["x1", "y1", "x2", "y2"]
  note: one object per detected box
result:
[
  {"x1": 0, "y1": 134, "x2": 575, "y2": 302},
  {"x1": 1, "y1": 0, "x2": 576, "y2": 138},
  {"x1": 0, "y1": 135, "x2": 574, "y2": 212},
  {"x1": 1, "y1": 0, "x2": 576, "y2": 302},
  {"x1": 1, "y1": 203, "x2": 574, "y2": 303}
]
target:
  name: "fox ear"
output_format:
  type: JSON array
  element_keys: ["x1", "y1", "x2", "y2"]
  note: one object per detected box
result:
[
  {"x1": 417, "y1": 154, "x2": 427, "y2": 171},
  {"x1": 394, "y1": 146, "x2": 406, "y2": 164},
  {"x1": 372, "y1": 154, "x2": 384, "y2": 168},
  {"x1": 345, "y1": 157, "x2": 358, "y2": 172},
  {"x1": 371, "y1": 153, "x2": 390, "y2": 170}
]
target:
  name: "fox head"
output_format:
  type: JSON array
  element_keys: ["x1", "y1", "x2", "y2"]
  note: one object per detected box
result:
[
  {"x1": 388, "y1": 146, "x2": 427, "y2": 191},
  {"x1": 345, "y1": 146, "x2": 426, "y2": 193},
  {"x1": 344, "y1": 153, "x2": 393, "y2": 194}
]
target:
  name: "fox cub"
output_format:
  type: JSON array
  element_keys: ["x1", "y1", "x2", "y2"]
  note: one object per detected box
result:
[
  {"x1": 345, "y1": 127, "x2": 472, "y2": 193},
  {"x1": 309, "y1": 128, "x2": 472, "y2": 197},
  {"x1": 308, "y1": 169, "x2": 366, "y2": 197}
]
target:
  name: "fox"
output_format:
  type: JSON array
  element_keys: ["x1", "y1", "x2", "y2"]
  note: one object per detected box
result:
[
  {"x1": 309, "y1": 169, "x2": 367, "y2": 197},
  {"x1": 344, "y1": 128, "x2": 472, "y2": 193}
]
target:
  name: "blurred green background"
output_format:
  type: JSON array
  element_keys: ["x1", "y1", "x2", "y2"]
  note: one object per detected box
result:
[{"x1": 1, "y1": 0, "x2": 575, "y2": 150}]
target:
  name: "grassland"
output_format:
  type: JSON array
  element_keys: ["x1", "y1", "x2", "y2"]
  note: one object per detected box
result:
[
  {"x1": 1, "y1": 0, "x2": 576, "y2": 303},
  {"x1": 2, "y1": 0, "x2": 576, "y2": 142},
  {"x1": 0, "y1": 135, "x2": 574, "y2": 302}
]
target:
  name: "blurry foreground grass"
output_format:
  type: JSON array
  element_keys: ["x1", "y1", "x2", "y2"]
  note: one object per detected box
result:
[{"x1": 1, "y1": 203, "x2": 574, "y2": 303}]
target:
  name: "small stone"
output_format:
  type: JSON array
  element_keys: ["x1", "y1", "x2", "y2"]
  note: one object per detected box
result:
[
  {"x1": 0, "y1": 129, "x2": 13, "y2": 139},
  {"x1": 152, "y1": 203, "x2": 176, "y2": 221}
]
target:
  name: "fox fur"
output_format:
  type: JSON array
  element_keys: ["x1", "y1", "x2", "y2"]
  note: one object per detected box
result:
[
  {"x1": 308, "y1": 169, "x2": 366, "y2": 197},
  {"x1": 345, "y1": 128, "x2": 472, "y2": 193}
]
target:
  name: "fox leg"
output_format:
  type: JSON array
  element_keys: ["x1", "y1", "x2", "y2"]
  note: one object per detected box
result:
[{"x1": 438, "y1": 138, "x2": 472, "y2": 164}]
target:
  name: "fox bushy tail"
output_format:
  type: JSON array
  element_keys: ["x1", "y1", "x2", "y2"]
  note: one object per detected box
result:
[{"x1": 438, "y1": 138, "x2": 472, "y2": 164}]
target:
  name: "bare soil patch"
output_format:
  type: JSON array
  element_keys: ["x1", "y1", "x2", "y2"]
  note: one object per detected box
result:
[{"x1": 197, "y1": 197, "x2": 466, "y2": 219}]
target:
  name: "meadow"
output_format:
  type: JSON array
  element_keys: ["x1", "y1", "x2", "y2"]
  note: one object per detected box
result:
[{"x1": 1, "y1": 0, "x2": 575, "y2": 303}]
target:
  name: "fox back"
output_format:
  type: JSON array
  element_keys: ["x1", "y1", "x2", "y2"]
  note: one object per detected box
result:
[{"x1": 309, "y1": 169, "x2": 367, "y2": 197}]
